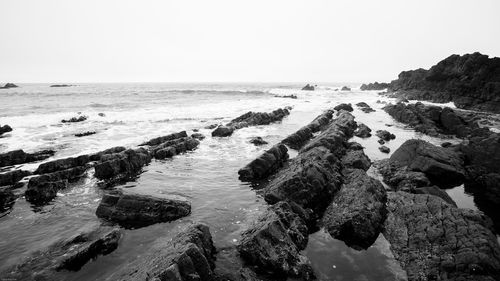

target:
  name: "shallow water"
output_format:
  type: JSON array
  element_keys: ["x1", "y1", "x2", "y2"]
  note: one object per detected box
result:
[{"x1": 0, "y1": 83, "x2": 495, "y2": 280}]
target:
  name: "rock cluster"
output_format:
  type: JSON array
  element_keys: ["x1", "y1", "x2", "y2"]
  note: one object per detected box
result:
[
  {"x1": 360, "y1": 82, "x2": 390, "y2": 91},
  {"x1": 212, "y1": 108, "x2": 291, "y2": 137},
  {"x1": 94, "y1": 148, "x2": 151, "y2": 181},
  {"x1": 354, "y1": 123, "x2": 372, "y2": 138}
]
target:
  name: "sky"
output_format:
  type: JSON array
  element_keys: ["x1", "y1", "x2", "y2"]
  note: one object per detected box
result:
[{"x1": 1, "y1": 0, "x2": 499, "y2": 83}]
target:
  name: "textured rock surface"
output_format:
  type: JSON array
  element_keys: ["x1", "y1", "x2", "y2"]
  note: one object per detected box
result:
[
  {"x1": 94, "y1": 148, "x2": 151, "y2": 181},
  {"x1": 376, "y1": 130, "x2": 396, "y2": 141},
  {"x1": 140, "y1": 130, "x2": 188, "y2": 146},
  {"x1": 281, "y1": 110, "x2": 334, "y2": 149},
  {"x1": 354, "y1": 123, "x2": 372, "y2": 138},
  {"x1": 322, "y1": 169, "x2": 387, "y2": 250},
  {"x1": 383, "y1": 192, "x2": 500, "y2": 281},
  {"x1": 0, "y1": 149, "x2": 55, "y2": 168},
  {"x1": 0, "y1": 169, "x2": 31, "y2": 187},
  {"x1": 35, "y1": 154, "x2": 90, "y2": 174},
  {"x1": 150, "y1": 137, "x2": 200, "y2": 159},
  {"x1": 360, "y1": 82, "x2": 390, "y2": 91},
  {"x1": 341, "y1": 148, "x2": 371, "y2": 171},
  {"x1": 355, "y1": 102, "x2": 376, "y2": 113},
  {"x1": 96, "y1": 190, "x2": 191, "y2": 228},
  {"x1": 212, "y1": 108, "x2": 290, "y2": 137},
  {"x1": 333, "y1": 103, "x2": 353, "y2": 112},
  {"x1": 0, "y1": 187, "x2": 17, "y2": 212},
  {"x1": 107, "y1": 223, "x2": 216, "y2": 281},
  {"x1": 301, "y1": 84, "x2": 315, "y2": 91},
  {"x1": 0, "y1": 124, "x2": 13, "y2": 136},
  {"x1": 238, "y1": 144, "x2": 288, "y2": 181}
]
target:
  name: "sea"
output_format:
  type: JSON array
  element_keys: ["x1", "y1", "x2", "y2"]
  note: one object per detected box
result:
[{"x1": 0, "y1": 83, "x2": 483, "y2": 280}]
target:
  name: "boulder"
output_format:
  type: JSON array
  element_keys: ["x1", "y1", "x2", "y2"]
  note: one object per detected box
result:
[
  {"x1": 0, "y1": 149, "x2": 55, "y2": 168},
  {"x1": 341, "y1": 148, "x2": 371, "y2": 171},
  {"x1": 25, "y1": 180, "x2": 68, "y2": 204},
  {"x1": 322, "y1": 169, "x2": 387, "y2": 250},
  {"x1": 333, "y1": 103, "x2": 353, "y2": 112},
  {"x1": 379, "y1": 145, "x2": 390, "y2": 153},
  {"x1": 383, "y1": 192, "x2": 500, "y2": 281},
  {"x1": 355, "y1": 102, "x2": 375, "y2": 113},
  {"x1": 151, "y1": 137, "x2": 200, "y2": 159},
  {"x1": 376, "y1": 130, "x2": 395, "y2": 141},
  {"x1": 281, "y1": 110, "x2": 334, "y2": 149},
  {"x1": 35, "y1": 154, "x2": 89, "y2": 174},
  {"x1": 94, "y1": 148, "x2": 151, "y2": 180},
  {"x1": 249, "y1": 136, "x2": 268, "y2": 146},
  {"x1": 0, "y1": 124, "x2": 13, "y2": 136},
  {"x1": 95, "y1": 190, "x2": 191, "y2": 228},
  {"x1": 238, "y1": 201, "x2": 315, "y2": 280},
  {"x1": 212, "y1": 125, "x2": 234, "y2": 137},
  {"x1": 212, "y1": 108, "x2": 291, "y2": 137},
  {"x1": 238, "y1": 144, "x2": 288, "y2": 181},
  {"x1": 89, "y1": 146, "x2": 127, "y2": 161},
  {"x1": 301, "y1": 84, "x2": 315, "y2": 91},
  {"x1": 354, "y1": 123, "x2": 372, "y2": 138},
  {"x1": 106, "y1": 223, "x2": 216, "y2": 281}
]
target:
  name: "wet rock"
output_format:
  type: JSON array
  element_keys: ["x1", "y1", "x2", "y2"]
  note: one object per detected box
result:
[
  {"x1": 322, "y1": 169, "x2": 387, "y2": 250},
  {"x1": 0, "y1": 169, "x2": 31, "y2": 187},
  {"x1": 383, "y1": 191, "x2": 500, "y2": 281},
  {"x1": 0, "y1": 83, "x2": 18, "y2": 89},
  {"x1": 204, "y1": 124, "x2": 219, "y2": 129},
  {"x1": 354, "y1": 123, "x2": 372, "y2": 138},
  {"x1": 94, "y1": 148, "x2": 151, "y2": 180},
  {"x1": 0, "y1": 124, "x2": 13, "y2": 136},
  {"x1": 238, "y1": 201, "x2": 315, "y2": 280},
  {"x1": 98, "y1": 112, "x2": 106, "y2": 117},
  {"x1": 212, "y1": 108, "x2": 291, "y2": 137},
  {"x1": 25, "y1": 179, "x2": 69, "y2": 205},
  {"x1": 378, "y1": 139, "x2": 385, "y2": 145},
  {"x1": 0, "y1": 149, "x2": 55, "y2": 168},
  {"x1": 74, "y1": 131, "x2": 96, "y2": 137},
  {"x1": 89, "y1": 146, "x2": 127, "y2": 161},
  {"x1": 360, "y1": 82, "x2": 390, "y2": 91},
  {"x1": 333, "y1": 103, "x2": 353, "y2": 112},
  {"x1": 390, "y1": 139, "x2": 465, "y2": 187},
  {"x1": 0, "y1": 187, "x2": 17, "y2": 212},
  {"x1": 379, "y1": 145, "x2": 390, "y2": 153},
  {"x1": 1, "y1": 225, "x2": 121, "y2": 280},
  {"x1": 249, "y1": 136, "x2": 268, "y2": 146},
  {"x1": 50, "y1": 84, "x2": 73, "y2": 87},
  {"x1": 61, "y1": 115, "x2": 88, "y2": 123},
  {"x1": 108, "y1": 223, "x2": 216, "y2": 281},
  {"x1": 355, "y1": 102, "x2": 376, "y2": 113},
  {"x1": 301, "y1": 84, "x2": 315, "y2": 91},
  {"x1": 465, "y1": 173, "x2": 500, "y2": 233},
  {"x1": 140, "y1": 131, "x2": 188, "y2": 146},
  {"x1": 192, "y1": 133, "x2": 205, "y2": 140},
  {"x1": 376, "y1": 130, "x2": 395, "y2": 141},
  {"x1": 413, "y1": 185, "x2": 456, "y2": 206},
  {"x1": 150, "y1": 137, "x2": 200, "y2": 159},
  {"x1": 96, "y1": 190, "x2": 191, "y2": 228},
  {"x1": 281, "y1": 109, "x2": 334, "y2": 149},
  {"x1": 35, "y1": 154, "x2": 89, "y2": 174},
  {"x1": 238, "y1": 144, "x2": 288, "y2": 181},
  {"x1": 341, "y1": 86, "x2": 351, "y2": 91},
  {"x1": 375, "y1": 159, "x2": 431, "y2": 191},
  {"x1": 341, "y1": 148, "x2": 371, "y2": 171}
]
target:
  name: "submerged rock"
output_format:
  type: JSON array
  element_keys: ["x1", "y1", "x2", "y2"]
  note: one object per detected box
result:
[
  {"x1": 281, "y1": 109, "x2": 334, "y2": 150},
  {"x1": 0, "y1": 187, "x2": 17, "y2": 212},
  {"x1": 249, "y1": 136, "x2": 268, "y2": 146},
  {"x1": 238, "y1": 144, "x2": 288, "y2": 181},
  {"x1": 355, "y1": 102, "x2": 376, "y2": 113},
  {"x1": 341, "y1": 86, "x2": 351, "y2": 91},
  {"x1": 25, "y1": 179, "x2": 68, "y2": 205},
  {"x1": 50, "y1": 84, "x2": 73, "y2": 87},
  {"x1": 150, "y1": 137, "x2": 200, "y2": 159},
  {"x1": 322, "y1": 169, "x2": 387, "y2": 250},
  {"x1": 0, "y1": 124, "x2": 13, "y2": 136},
  {"x1": 192, "y1": 133, "x2": 205, "y2": 140},
  {"x1": 360, "y1": 82, "x2": 390, "y2": 91},
  {"x1": 96, "y1": 190, "x2": 191, "y2": 228},
  {"x1": 0, "y1": 149, "x2": 55, "y2": 168},
  {"x1": 107, "y1": 223, "x2": 216, "y2": 281},
  {"x1": 140, "y1": 131, "x2": 188, "y2": 146},
  {"x1": 383, "y1": 192, "x2": 500, "y2": 281},
  {"x1": 212, "y1": 108, "x2": 291, "y2": 137},
  {"x1": 301, "y1": 84, "x2": 315, "y2": 91}
]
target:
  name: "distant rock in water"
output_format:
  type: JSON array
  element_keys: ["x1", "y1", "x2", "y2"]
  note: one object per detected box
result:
[
  {"x1": 341, "y1": 86, "x2": 351, "y2": 91},
  {"x1": 0, "y1": 124, "x2": 13, "y2": 136},
  {"x1": 360, "y1": 82, "x2": 390, "y2": 91},
  {"x1": 212, "y1": 108, "x2": 290, "y2": 137},
  {"x1": 379, "y1": 145, "x2": 390, "y2": 153},
  {"x1": 75, "y1": 131, "x2": 96, "y2": 137},
  {"x1": 50, "y1": 84, "x2": 74, "y2": 87},
  {"x1": 61, "y1": 115, "x2": 88, "y2": 123},
  {"x1": 249, "y1": 136, "x2": 268, "y2": 146},
  {"x1": 333, "y1": 103, "x2": 353, "y2": 112},
  {"x1": 387, "y1": 52, "x2": 500, "y2": 113},
  {"x1": 0, "y1": 83, "x2": 18, "y2": 89},
  {"x1": 301, "y1": 84, "x2": 315, "y2": 91}
]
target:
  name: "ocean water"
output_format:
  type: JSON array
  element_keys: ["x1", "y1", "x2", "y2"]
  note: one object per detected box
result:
[{"x1": 0, "y1": 83, "x2": 484, "y2": 280}]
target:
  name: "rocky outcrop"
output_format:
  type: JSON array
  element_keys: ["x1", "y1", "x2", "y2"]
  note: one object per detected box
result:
[
  {"x1": 95, "y1": 190, "x2": 191, "y2": 228},
  {"x1": 35, "y1": 154, "x2": 89, "y2": 174},
  {"x1": 61, "y1": 115, "x2": 88, "y2": 123},
  {"x1": 94, "y1": 148, "x2": 151, "y2": 181},
  {"x1": 26, "y1": 166, "x2": 86, "y2": 204},
  {"x1": 383, "y1": 192, "x2": 500, "y2": 281},
  {"x1": 354, "y1": 123, "x2": 372, "y2": 138},
  {"x1": 0, "y1": 149, "x2": 55, "y2": 168},
  {"x1": 0, "y1": 124, "x2": 12, "y2": 136},
  {"x1": 341, "y1": 147, "x2": 371, "y2": 171},
  {"x1": 390, "y1": 139, "x2": 465, "y2": 187},
  {"x1": 140, "y1": 131, "x2": 188, "y2": 146},
  {"x1": 0, "y1": 169, "x2": 31, "y2": 187},
  {"x1": 0, "y1": 83, "x2": 18, "y2": 89},
  {"x1": 238, "y1": 201, "x2": 315, "y2": 280},
  {"x1": 0, "y1": 187, "x2": 16, "y2": 212},
  {"x1": 1, "y1": 225, "x2": 121, "y2": 280},
  {"x1": 355, "y1": 102, "x2": 375, "y2": 113},
  {"x1": 212, "y1": 108, "x2": 291, "y2": 137},
  {"x1": 75, "y1": 131, "x2": 96, "y2": 137},
  {"x1": 281, "y1": 109, "x2": 334, "y2": 149},
  {"x1": 238, "y1": 144, "x2": 288, "y2": 182},
  {"x1": 322, "y1": 169, "x2": 387, "y2": 250},
  {"x1": 341, "y1": 86, "x2": 351, "y2": 91},
  {"x1": 379, "y1": 145, "x2": 390, "y2": 153},
  {"x1": 360, "y1": 82, "x2": 390, "y2": 91},
  {"x1": 333, "y1": 103, "x2": 353, "y2": 112},
  {"x1": 149, "y1": 137, "x2": 200, "y2": 160},
  {"x1": 387, "y1": 52, "x2": 500, "y2": 113},
  {"x1": 376, "y1": 130, "x2": 395, "y2": 141},
  {"x1": 301, "y1": 84, "x2": 315, "y2": 91},
  {"x1": 106, "y1": 223, "x2": 216, "y2": 281}
]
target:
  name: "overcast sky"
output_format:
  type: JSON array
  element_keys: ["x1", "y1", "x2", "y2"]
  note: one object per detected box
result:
[{"x1": 1, "y1": 0, "x2": 499, "y2": 83}]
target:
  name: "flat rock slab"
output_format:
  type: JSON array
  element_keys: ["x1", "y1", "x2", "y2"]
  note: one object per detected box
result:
[
  {"x1": 96, "y1": 191, "x2": 191, "y2": 228},
  {"x1": 383, "y1": 192, "x2": 500, "y2": 281},
  {"x1": 107, "y1": 223, "x2": 216, "y2": 281}
]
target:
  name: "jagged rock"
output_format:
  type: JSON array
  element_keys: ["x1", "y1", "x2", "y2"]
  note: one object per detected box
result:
[
  {"x1": 0, "y1": 149, "x2": 55, "y2": 168},
  {"x1": 383, "y1": 192, "x2": 500, "y2": 281},
  {"x1": 238, "y1": 201, "x2": 315, "y2": 280},
  {"x1": 281, "y1": 110, "x2": 334, "y2": 149},
  {"x1": 375, "y1": 159, "x2": 431, "y2": 191},
  {"x1": 341, "y1": 86, "x2": 351, "y2": 91},
  {"x1": 0, "y1": 124, "x2": 13, "y2": 136},
  {"x1": 107, "y1": 223, "x2": 216, "y2": 281},
  {"x1": 379, "y1": 145, "x2": 390, "y2": 153},
  {"x1": 0, "y1": 83, "x2": 18, "y2": 89},
  {"x1": 391, "y1": 139, "x2": 465, "y2": 187},
  {"x1": 376, "y1": 130, "x2": 395, "y2": 141},
  {"x1": 354, "y1": 123, "x2": 372, "y2": 138},
  {"x1": 192, "y1": 133, "x2": 205, "y2": 140},
  {"x1": 25, "y1": 180, "x2": 68, "y2": 205},
  {"x1": 322, "y1": 169, "x2": 387, "y2": 250},
  {"x1": 74, "y1": 131, "x2": 96, "y2": 137},
  {"x1": 212, "y1": 108, "x2": 291, "y2": 137},
  {"x1": 35, "y1": 154, "x2": 89, "y2": 174},
  {"x1": 140, "y1": 131, "x2": 187, "y2": 146},
  {"x1": 341, "y1": 148, "x2": 371, "y2": 171},
  {"x1": 249, "y1": 137, "x2": 268, "y2": 146},
  {"x1": 301, "y1": 84, "x2": 315, "y2": 91},
  {"x1": 238, "y1": 144, "x2": 288, "y2": 181},
  {"x1": 1, "y1": 225, "x2": 121, "y2": 280},
  {"x1": 0, "y1": 169, "x2": 31, "y2": 187},
  {"x1": 96, "y1": 190, "x2": 191, "y2": 228},
  {"x1": 360, "y1": 82, "x2": 390, "y2": 91},
  {"x1": 149, "y1": 137, "x2": 199, "y2": 159},
  {"x1": 94, "y1": 148, "x2": 151, "y2": 180},
  {"x1": 61, "y1": 115, "x2": 88, "y2": 123},
  {"x1": 333, "y1": 103, "x2": 353, "y2": 112}
]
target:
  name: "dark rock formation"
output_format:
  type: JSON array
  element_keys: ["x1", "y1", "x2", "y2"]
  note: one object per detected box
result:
[
  {"x1": 204, "y1": 124, "x2": 219, "y2": 129},
  {"x1": 354, "y1": 123, "x2": 372, "y2": 138},
  {"x1": 387, "y1": 52, "x2": 500, "y2": 113},
  {"x1": 322, "y1": 169, "x2": 387, "y2": 250},
  {"x1": 192, "y1": 133, "x2": 205, "y2": 140},
  {"x1": 301, "y1": 84, "x2": 315, "y2": 91},
  {"x1": 281, "y1": 109, "x2": 334, "y2": 150},
  {"x1": 149, "y1": 137, "x2": 200, "y2": 159},
  {"x1": 96, "y1": 190, "x2": 191, "y2": 228},
  {"x1": 341, "y1": 147, "x2": 371, "y2": 171},
  {"x1": 50, "y1": 84, "x2": 73, "y2": 87},
  {"x1": 0, "y1": 169, "x2": 31, "y2": 187},
  {"x1": 355, "y1": 102, "x2": 376, "y2": 113},
  {"x1": 0, "y1": 124, "x2": 13, "y2": 136},
  {"x1": 35, "y1": 154, "x2": 89, "y2": 174},
  {"x1": 238, "y1": 144, "x2": 288, "y2": 182},
  {"x1": 107, "y1": 223, "x2": 216, "y2": 281},
  {"x1": 333, "y1": 103, "x2": 353, "y2": 112},
  {"x1": 74, "y1": 131, "x2": 96, "y2": 137},
  {"x1": 360, "y1": 82, "x2": 390, "y2": 91},
  {"x1": 379, "y1": 145, "x2": 390, "y2": 153},
  {"x1": 61, "y1": 115, "x2": 88, "y2": 123},
  {"x1": 0, "y1": 187, "x2": 16, "y2": 212},
  {"x1": 376, "y1": 130, "x2": 395, "y2": 141},
  {"x1": 212, "y1": 108, "x2": 291, "y2": 137},
  {"x1": 0, "y1": 83, "x2": 18, "y2": 89},
  {"x1": 89, "y1": 146, "x2": 126, "y2": 161},
  {"x1": 390, "y1": 139, "x2": 465, "y2": 187},
  {"x1": 249, "y1": 136, "x2": 268, "y2": 146},
  {"x1": 0, "y1": 149, "x2": 55, "y2": 168},
  {"x1": 140, "y1": 131, "x2": 188, "y2": 146},
  {"x1": 238, "y1": 201, "x2": 315, "y2": 280},
  {"x1": 1, "y1": 226, "x2": 121, "y2": 280},
  {"x1": 94, "y1": 148, "x2": 151, "y2": 181},
  {"x1": 383, "y1": 192, "x2": 500, "y2": 281},
  {"x1": 25, "y1": 180, "x2": 68, "y2": 204},
  {"x1": 341, "y1": 86, "x2": 351, "y2": 91}
]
